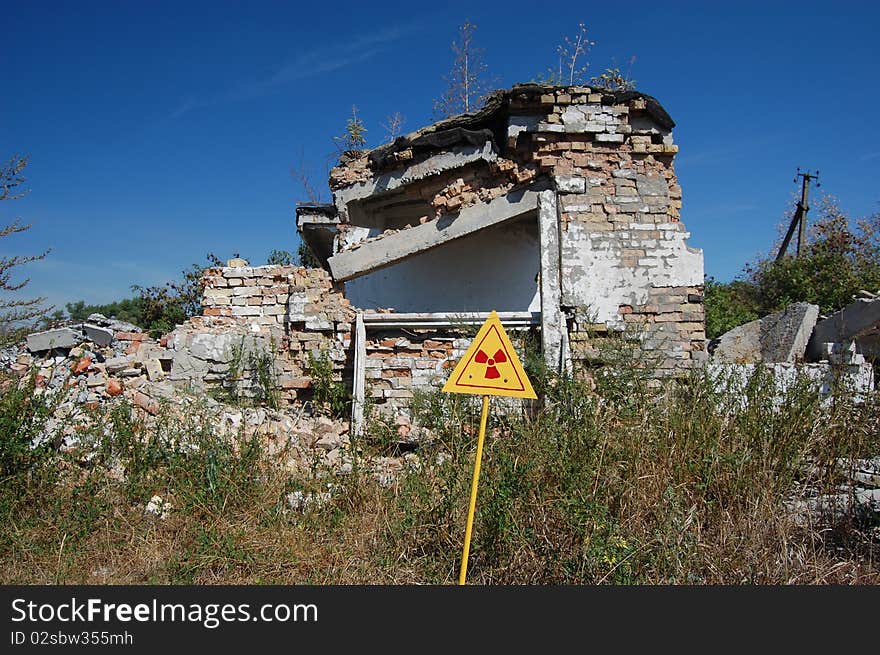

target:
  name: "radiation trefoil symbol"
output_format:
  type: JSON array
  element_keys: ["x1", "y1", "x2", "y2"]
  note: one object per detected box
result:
[
  {"x1": 441, "y1": 311, "x2": 537, "y2": 399},
  {"x1": 474, "y1": 348, "x2": 507, "y2": 379}
]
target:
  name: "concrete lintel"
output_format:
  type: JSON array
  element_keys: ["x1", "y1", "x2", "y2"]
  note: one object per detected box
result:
[
  {"x1": 538, "y1": 190, "x2": 564, "y2": 372},
  {"x1": 328, "y1": 187, "x2": 540, "y2": 282},
  {"x1": 361, "y1": 311, "x2": 540, "y2": 329},
  {"x1": 334, "y1": 141, "x2": 498, "y2": 214}
]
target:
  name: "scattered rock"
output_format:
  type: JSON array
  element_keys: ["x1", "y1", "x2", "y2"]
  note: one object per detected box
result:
[
  {"x1": 72, "y1": 357, "x2": 92, "y2": 375},
  {"x1": 285, "y1": 488, "x2": 333, "y2": 512},
  {"x1": 86, "y1": 373, "x2": 106, "y2": 388},
  {"x1": 106, "y1": 379, "x2": 123, "y2": 396},
  {"x1": 316, "y1": 432, "x2": 344, "y2": 451},
  {"x1": 104, "y1": 356, "x2": 133, "y2": 373},
  {"x1": 143, "y1": 358, "x2": 164, "y2": 381},
  {"x1": 130, "y1": 390, "x2": 160, "y2": 415}
]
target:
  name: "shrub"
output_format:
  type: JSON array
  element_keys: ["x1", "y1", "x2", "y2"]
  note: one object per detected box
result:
[{"x1": 307, "y1": 349, "x2": 348, "y2": 418}]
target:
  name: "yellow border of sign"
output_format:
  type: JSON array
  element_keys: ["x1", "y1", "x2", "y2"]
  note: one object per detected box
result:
[{"x1": 441, "y1": 310, "x2": 537, "y2": 399}]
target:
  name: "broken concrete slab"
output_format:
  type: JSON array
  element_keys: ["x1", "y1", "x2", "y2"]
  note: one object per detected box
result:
[
  {"x1": 81, "y1": 323, "x2": 114, "y2": 347},
  {"x1": 710, "y1": 302, "x2": 819, "y2": 363},
  {"x1": 26, "y1": 327, "x2": 81, "y2": 352},
  {"x1": 334, "y1": 141, "x2": 498, "y2": 218},
  {"x1": 104, "y1": 356, "x2": 134, "y2": 373},
  {"x1": 806, "y1": 296, "x2": 880, "y2": 361},
  {"x1": 143, "y1": 358, "x2": 164, "y2": 382},
  {"x1": 87, "y1": 313, "x2": 141, "y2": 333},
  {"x1": 328, "y1": 187, "x2": 540, "y2": 282}
]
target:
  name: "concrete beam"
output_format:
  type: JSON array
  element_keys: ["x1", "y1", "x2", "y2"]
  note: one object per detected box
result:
[
  {"x1": 711, "y1": 302, "x2": 819, "y2": 364},
  {"x1": 328, "y1": 187, "x2": 540, "y2": 282},
  {"x1": 538, "y1": 190, "x2": 564, "y2": 373},
  {"x1": 360, "y1": 311, "x2": 540, "y2": 329},
  {"x1": 334, "y1": 142, "x2": 498, "y2": 220}
]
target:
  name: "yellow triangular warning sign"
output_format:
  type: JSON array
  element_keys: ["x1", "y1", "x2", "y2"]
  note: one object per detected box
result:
[{"x1": 442, "y1": 311, "x2": 537, "y2": 399}]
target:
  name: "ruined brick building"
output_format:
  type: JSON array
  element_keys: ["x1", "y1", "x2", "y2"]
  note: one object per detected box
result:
[{"x1": 195, "y1": 84, "x2": 706, "y2": 430}]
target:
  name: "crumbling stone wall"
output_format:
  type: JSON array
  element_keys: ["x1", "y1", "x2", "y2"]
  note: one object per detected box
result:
[
  {"x1": 167, "y1": 264, "x2": 354, "y2": 404},
  {"x1": 509, "y1": 88, "x2": 705, "y2": 374},
  {"x1": 326, "y1": 85, "x2": 706, "y2": 377}
]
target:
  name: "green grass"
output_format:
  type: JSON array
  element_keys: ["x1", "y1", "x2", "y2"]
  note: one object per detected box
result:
[{"x1": 0, "y1": 350, "x2": 878, "y2": 584}]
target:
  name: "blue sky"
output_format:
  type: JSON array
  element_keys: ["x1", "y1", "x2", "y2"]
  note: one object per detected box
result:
[{"x1": 3, "y1": 0, "x2": 879, "y2": 312}]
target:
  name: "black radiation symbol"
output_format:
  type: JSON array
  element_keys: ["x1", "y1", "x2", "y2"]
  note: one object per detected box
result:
[{"x1": 474, "y1": 348, "x2": 507, "y2": 379}]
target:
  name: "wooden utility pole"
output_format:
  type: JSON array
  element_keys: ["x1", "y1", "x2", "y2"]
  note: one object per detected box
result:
[{"x1": 776, "y1": 169, "x2": 819, "y2": 262}]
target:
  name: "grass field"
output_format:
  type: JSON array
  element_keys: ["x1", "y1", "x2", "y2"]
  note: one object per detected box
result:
[{"x1": 2, "y1": 355, "x2": 878, "y2": 585}]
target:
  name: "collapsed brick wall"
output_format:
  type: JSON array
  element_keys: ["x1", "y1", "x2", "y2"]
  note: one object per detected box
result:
[
  {"x1": 364, "y1": 330, "x2": 465, "y2": 413},
  {"x1": 517, "y1": 89, "x2": 706, "y2": 373},
  {"x1": 167, "y1": 265, "x2": 354, "y2": 404},
  {"x1": 328, "y1": 86, "x2": 706, "y2": 376}
]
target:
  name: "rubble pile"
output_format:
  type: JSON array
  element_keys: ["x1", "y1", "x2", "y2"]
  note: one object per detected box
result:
[
  {"x1": 195, "y1": 262, "x2": 353, "y2": 404},
  {"x1": 2, "y1": 309, "x2": 420, "y2": 489}
]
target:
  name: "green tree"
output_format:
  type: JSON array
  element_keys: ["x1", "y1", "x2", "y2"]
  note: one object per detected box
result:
[
  {"x1": 746, "y1": 195, "x2": 880, "y2": 315},
  {"x1": 0, "y1": 154, "x2": 50, "y2": 344},
  {"x1": 333, "y1": 105, "x2": 367, "y2": 154},
  {"x1": 296, "y1": 242, "x2": 320, "y2": 269},
  {"x1": 267, "y1": 249, "x2": 294, "y2": 266},
  {"x1": 703, "y1": 276, "x2": 760, "y2": 339},
  {"x1": 65, "y1": 297, "x2": 143, "y2": 325}
]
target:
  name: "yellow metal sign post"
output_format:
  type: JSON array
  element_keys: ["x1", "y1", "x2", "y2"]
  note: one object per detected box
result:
[{"x1": 441, "y1": 311, "x2": 536, "y2": 585}]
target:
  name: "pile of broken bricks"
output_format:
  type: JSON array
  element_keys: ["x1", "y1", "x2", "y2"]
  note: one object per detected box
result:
[
  {"x1": 7, "y1": 313, "x2": 171, "y2": 412},
  {"x1": 2, "y1": 313, "x2": 428, "y2": 491}
]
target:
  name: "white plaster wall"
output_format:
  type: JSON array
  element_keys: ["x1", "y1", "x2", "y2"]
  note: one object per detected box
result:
[
  {"x1": 561, "y1": 221, "x2": 704, "y2": 327},
  {"x1": 345, "y1": 218, "x2": 541, "y2": 313}
]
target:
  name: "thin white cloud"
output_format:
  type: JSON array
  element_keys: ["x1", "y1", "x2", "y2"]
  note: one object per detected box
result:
[
  {"x1": 169, "y1": 97, "x2": 197, "y2": 120},
  {"x1": 171, "y1": 23, "x2": 417, "y2": 119}
]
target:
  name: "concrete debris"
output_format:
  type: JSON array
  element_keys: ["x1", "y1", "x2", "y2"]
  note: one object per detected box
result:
[
  {"x1": 785, "y1": 456, "x2": 880, "y2": 527},
  {"x1": 806, "y1": 295, "x2": 880, "y2": 362},
  {"x1": 710, "y1": 302, "x2": 819, "y2": 364},
  {"x1": 841, "y1": 457, "x2": 880, "y2": 489},
  {"x1": 87, "y1": 313, "x2": 142, "y2": 333},
  {"x1": 81, "y1": 323, "x2": 114, "y2": 347},
  {"x1": 26, "y1": 327, "x2": 80, "y2": 352},
  {"x1": 708, "y1": 361, "x2": 874, "y2": 406},
  {"x1": 27, "y1": 320, "x2": 140, "y2": 353},
  {"x1": 785, "y1": 488, "x2": 880, "y2": 526}
]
